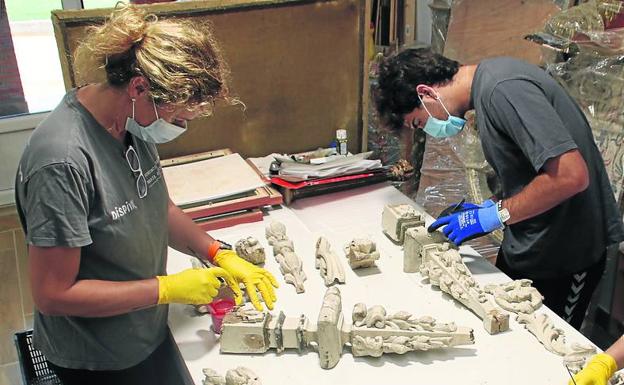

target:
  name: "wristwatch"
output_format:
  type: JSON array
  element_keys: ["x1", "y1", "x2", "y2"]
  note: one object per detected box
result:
[
  {"x1": 207, "y1": 239, "x2": 233, "y2": 260},
  {"x1": 496, "y1": 200, "x2": 511, "y2": 224}
]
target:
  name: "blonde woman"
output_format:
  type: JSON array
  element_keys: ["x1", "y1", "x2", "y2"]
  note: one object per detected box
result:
[{"x1": 15, "y1": 4, "x2": 277, "y2": 384}]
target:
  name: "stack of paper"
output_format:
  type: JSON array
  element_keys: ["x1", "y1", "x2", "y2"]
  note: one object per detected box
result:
[
  {"x1": 277, "y1": 151, "x2": 382, "y2": 182},
  {"x1": 163, "y1": 153, "x2": 266, "y2": 207}
]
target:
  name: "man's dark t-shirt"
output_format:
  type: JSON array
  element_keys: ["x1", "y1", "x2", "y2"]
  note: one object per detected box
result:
[{"x1": 471, "y1": 57, "x2": 624, "y2": 279}]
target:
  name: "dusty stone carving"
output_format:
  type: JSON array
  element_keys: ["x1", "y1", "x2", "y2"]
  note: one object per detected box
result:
[
  {"x1": 352, "y1": 304, "x2": 458, "y2": 333},
  {"x1": 381, "y1": 204, "x2": 424, "y2": 245},
  {"x1": 516, "y1": 312, "x2": 603, "y2": 375},
  {"x1": 403, "y1": 225, "x2": 452, "y2": 273},
  {"x1": 202, "y1": 367, "x2": 261, "y2": 385},
  {"x1": 315, "y1": 237, "x2": 346, "y2": 286},
  {"x1": 344, "y1": 237, "x2": 380, "y2": 269},
  {"x1": 235, "y1": 237, "x2": 266, "y2": 265},
  {"x1": 516, "y1": 313, "x2": 596, "y2": 362},
  {"x1": 350, "y1": 303, "x2": 461, "y2": 357},
  {"x1": 203, "y1": 368, "x2": 226, "y2": 385},
  {"x1": 420, "y1": 243, "x2": 509, "y2": 334},
  {"x1": 484, "y1": 279, "x2": 544, "y2": 314},
  {"x1": 226, "y1": 367, "x2": 262, "y2": 385},
  {"x1": 220, "y1": 287, "x2": 474, "y2": 369},
  {"x1": 610, "y1": 373, "x2": 624, "y2": 385},
  {"x1": 265, "y1": 221, "x2": 306, "y2": 293},
  {"x1": 231, "y1": 303, "x2": 266, "y2": 323},
  {"x1": 317, "y1": 286, "x2": 345, "y2": 368}
]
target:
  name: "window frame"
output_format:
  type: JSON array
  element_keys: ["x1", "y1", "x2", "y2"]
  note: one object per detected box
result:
[
  {"x1": 0, "y1": 0, "x2": 90, "y2": 129},
  {"x1": 0, "y1": 0, "x2": 92, "y2": 206}
]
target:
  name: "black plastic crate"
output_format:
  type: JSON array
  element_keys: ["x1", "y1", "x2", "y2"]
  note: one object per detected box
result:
[{"x1": 13, "y1": 330, "x2": 62, "y2": 385}]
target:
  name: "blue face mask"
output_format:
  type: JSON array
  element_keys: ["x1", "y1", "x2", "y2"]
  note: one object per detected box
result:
[
  {"x1": 125, "y1": 98, "x2": 187, "y2": 144},
  {"x1": 417, "y1": 93, "x2": 466, "y2": 138}
]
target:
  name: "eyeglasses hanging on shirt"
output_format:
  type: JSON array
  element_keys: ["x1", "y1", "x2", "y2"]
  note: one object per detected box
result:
[{"x1": 125, "y1": 145, "x2": 148, "y2": 199}]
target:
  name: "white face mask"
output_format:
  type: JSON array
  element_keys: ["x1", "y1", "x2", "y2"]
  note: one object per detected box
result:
[{"x1": 125, "y1": 98, "x2": 187, "y2": 144}]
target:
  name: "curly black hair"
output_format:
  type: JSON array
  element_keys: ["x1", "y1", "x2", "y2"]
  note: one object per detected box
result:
[{"x1": 373, "y1": 48, "x2": 460, "y2": 130}]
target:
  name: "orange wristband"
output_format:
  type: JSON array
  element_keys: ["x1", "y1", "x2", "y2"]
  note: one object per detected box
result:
[{"x1": 207, "y1": 240, "x2": 221, "y2": 262}]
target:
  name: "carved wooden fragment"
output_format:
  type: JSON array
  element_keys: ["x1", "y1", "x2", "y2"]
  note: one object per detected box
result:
[
  {"x1": 317, "y1": 287, "x2": 346, "y2": 368},
  {"x1": 381, "y1": 204, "x2": 424, "y2": 245},
  {"x1": 220, "y1": 287, "x2": 474, "y2": 369},
  {"x1": 203, "y1": 368, "x2": 226, "y2": 385},
  {"x1": 420, "y1": 243, "x2": 509, "y2": 334},
  {"x1": 203, "y1": 367, "x2": 262, "y2": 385},
  {"x1": 225, "y1": 367, "x2": 262, "y2": 385},
  {"x1": 265, "y1": 221, "x2": 306, "y2": 293},
  {"x1": 315, "y1": 237, "x2": 346, "y2": 286},
  {"x1": 350, "y1": 303, "x2": 473, "y2": 357},
  {"x1": 484, "y1": 279, "x2": 543, "y2": 314},
  {"x1": 609, "y1": 373, "x2": 624, "y2": 385},
  {"x1": 516, "y1": 312, "x2": 596, "y2": 369},
  {"x1": 235, "y1": 237, "x2": 266, "y2": 265},
  {"x1": 403, "y1": 226, "x2": 450, "y2": 273},
  {"x1": 344, "y1": 237, "x2": 380, "y2": 269}
]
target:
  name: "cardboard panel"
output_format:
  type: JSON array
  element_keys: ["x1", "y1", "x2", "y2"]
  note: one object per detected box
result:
[
  {"x1": 403, "y1": 0, "x2": 417, "y2": 44},
  {"x1": 443, "y1": 0, "x2": 560, "y2": 65},
  {"x1": 52, "y1": 0, "x2": 367, "y2": 158}
]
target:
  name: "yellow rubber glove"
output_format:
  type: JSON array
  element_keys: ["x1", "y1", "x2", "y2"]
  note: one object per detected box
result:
[
  {"x1": 213, "y1": 250, "x2": 279, "y2": 311},
  {"x1": 569, "y1": 353, "x2": 617, "y2": 385},
  {"x1": 156, "y1": 267, "x2": 241, "y2": 305}
]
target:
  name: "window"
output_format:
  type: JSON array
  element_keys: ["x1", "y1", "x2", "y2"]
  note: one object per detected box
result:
[
  {"x1": 0, "y1": 0, "x2": 122, "y2": 120},
  {"x1": 0, "y1": 0, "x2": 128, "y2": 205},
  {"x1": 2, "y1": 0, "x2": 64, "y2": 118},
  {"x1": 82, "y1": 1, "x2": 124, "y2": 9}
]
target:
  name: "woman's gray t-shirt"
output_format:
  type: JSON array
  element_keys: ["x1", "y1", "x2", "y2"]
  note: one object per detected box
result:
[{"x1": 15, "y1": 89, "x2": 170, "y2": 370}]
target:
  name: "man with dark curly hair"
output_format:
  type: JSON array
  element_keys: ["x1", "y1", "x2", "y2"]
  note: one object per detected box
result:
[{"x1": 373, "y1": 47, "x2": 624, "y2": 330}]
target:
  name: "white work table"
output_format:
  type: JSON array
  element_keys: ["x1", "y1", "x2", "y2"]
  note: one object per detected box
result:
[{"x1": 167, "y1": 183, "x2": 595, "y2": 385}]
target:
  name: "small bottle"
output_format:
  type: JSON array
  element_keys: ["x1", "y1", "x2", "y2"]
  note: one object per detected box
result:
[{"x1": 336, "y1": 129, "x2": 348, "y2": 155}]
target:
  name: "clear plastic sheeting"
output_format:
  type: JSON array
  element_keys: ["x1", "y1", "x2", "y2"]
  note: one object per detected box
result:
[
  {"x1": 367, "y1": 73, "x2": 426, "y2": 196},
  {"x1": 537, "y1": 0, "x2": 624, "y2": 205},
  {"x1": 414, "y1": 112, "x2": 502, "y2": 260},
  {"x1": 544, "y1": 1, "x2": 605, "y2": 40}
]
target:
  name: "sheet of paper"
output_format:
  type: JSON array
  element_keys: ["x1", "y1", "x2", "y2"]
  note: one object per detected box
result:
[{"x1": 163, "y1": 153, "x2": 266, "y2": 206}]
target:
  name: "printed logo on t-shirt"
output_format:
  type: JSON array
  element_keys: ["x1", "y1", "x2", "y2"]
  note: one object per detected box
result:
[
  {"x1": 111, "y1": 199, "x2": 138, "y2": 221},
  {"x1": 144, "y1": 162, "x2": 162, "y2": 188}
]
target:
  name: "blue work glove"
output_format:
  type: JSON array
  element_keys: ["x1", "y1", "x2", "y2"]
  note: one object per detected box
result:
[
  {"x1": 438, "y1": 201, "x2": 480, "y2": 217},
  {"x1": 428, "y1": 200, "x2": 503, "y2": 246}
]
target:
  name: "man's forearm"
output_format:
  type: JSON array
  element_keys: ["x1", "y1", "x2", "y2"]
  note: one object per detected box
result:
[
  {"x1": 38, "y1": 278, "x2": 159, "y2": 317},
  {"x1": 503, "y1": 173, "x2": 574, "y2": 224},
  {"x1": 501, "y1": 150, "x2": 588, "y2": 225},
  {"x1": 167, "y1": 200, "x2": 215, "y2": 262}
]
